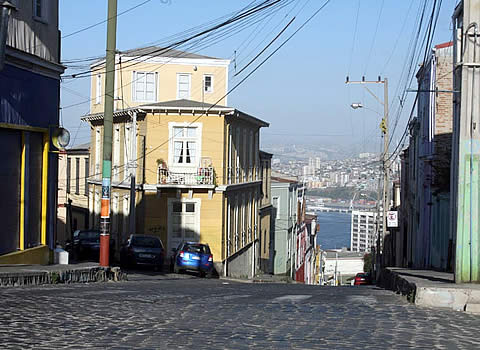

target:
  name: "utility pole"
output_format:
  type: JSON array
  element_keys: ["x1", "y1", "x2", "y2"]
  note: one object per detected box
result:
[
  {"x1": 99, "y1": 0, "x2": 117, "y2": 267},
  {"x1": 452, "y1": 1, "x2": 480, "y2": 283},
  {"x1": 346, "y1": 76, "x2": 389, "y2": 269}
]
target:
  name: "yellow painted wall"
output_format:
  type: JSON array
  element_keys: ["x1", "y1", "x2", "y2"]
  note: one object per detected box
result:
[
  {"x1": 144, "y1": 113, "x2": 227, "y2": 185},
  {"x1": 0, "y1": 245, "x2": 50, "y2": 265},
  {"x1": 260, "y1": 211, "x2": 271, "y2": 259},
  {"x1": 91, "y1": 61, "x2": 229, "y2": 114},
  {"x1": 141, "y1": 190, "x2": 224, "y2": 262}
]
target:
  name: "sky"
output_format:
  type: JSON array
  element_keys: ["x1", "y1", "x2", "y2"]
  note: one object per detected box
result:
[{"x1": 59, "y1": 0, "x2": 459, "y2": 156}]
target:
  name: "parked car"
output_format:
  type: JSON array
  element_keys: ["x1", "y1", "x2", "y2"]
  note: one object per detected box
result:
[
  {"x1": 67, "y1": 229, "x2": 115, "y2": 261},
  {"x1": 171, "y1": 242, "x2": 213, "y2": 277},
  {"x1": 120, "y1": 234, "x2": 165, "y2": 271},
  {"x1": 354, "y1": 272, "x2": 372, "y2": 285}
]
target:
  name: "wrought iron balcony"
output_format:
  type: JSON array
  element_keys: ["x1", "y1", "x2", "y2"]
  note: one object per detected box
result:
[{"x1": 158, "y1": 167, "x2": 215, "y2": 186}]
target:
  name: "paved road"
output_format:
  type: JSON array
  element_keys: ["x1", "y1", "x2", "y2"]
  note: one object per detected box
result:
[{"x1": 1, "y1": 272, "x2": 480, "y2": 349}]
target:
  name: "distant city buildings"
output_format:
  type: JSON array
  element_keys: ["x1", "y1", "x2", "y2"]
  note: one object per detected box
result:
[
  {"x1": 350, "y1": 210, "x2": 383, "y2": 253},
  {"x1": 269, "y1": 151, "x2": 399, "y2": 193}
]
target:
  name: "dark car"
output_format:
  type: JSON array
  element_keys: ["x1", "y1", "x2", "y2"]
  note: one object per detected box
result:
[
  {"x1": 67, "y1": 229, "x2": 115, "y2": 261},
  {"x1": 120, "y1": 234, "x2": 165, "y2": 271},
  {"x1": 354, "y1": 272, "x2": 372, "y2": 285},
  {"x1": 172, "y1": 242, "x2": 213, "y2": 277}
]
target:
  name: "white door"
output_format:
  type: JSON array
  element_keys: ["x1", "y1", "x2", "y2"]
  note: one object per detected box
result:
[{"x1": 168, "y1": 199, "x2": 200, "y2": 256}]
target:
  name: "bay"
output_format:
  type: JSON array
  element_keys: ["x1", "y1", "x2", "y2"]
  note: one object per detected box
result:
[{"x1": 315, "y1": 211, "x2": 351, "y2": 250}]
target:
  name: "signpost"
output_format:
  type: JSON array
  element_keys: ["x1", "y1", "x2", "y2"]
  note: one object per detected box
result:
[{"x1": 387, "y1": 211, "x2": 398, "y2": 228}]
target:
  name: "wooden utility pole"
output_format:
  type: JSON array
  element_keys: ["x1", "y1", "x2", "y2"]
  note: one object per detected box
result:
[
  {"x1": 346, "y1": 77, "x2": 389, "y2": 269},
  {"x1": 99, "y1": 0, "x2": 117, "y2": 267}
]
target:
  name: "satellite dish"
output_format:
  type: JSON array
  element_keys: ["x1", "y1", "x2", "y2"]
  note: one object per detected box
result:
[{"x1": 52, "y1": 127, "x2": 70, "y2": 150}]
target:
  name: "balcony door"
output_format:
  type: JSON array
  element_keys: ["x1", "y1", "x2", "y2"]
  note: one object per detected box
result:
[{"x1": 167, "y1": 198, "x2": 201, "y2": 256}]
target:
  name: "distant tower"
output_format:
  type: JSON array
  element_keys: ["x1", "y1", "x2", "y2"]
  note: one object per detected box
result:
[{"x1": 315, "y1": 157, "x2": 321, "y2": 169}]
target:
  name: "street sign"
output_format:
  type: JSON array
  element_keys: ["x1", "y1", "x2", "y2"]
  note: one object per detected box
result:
[{"x1": 387, "y1": 211, "x2": 398, "y2": 228}]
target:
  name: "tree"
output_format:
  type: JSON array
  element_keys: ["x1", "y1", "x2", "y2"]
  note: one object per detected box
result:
[{"x1": 363, "y1": 253, "x2": 372, "y2": 273}]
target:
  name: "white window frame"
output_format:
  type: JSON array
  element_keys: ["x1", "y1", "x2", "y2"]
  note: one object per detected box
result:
[
  {"x1": 122, "y1": 195, "x2": 130, "y2": 234},
  {"x1": 96, "y1": 74, "x2": 102, "y2": 104},
  {"x1": 204, "y1": 74, "x2": 214, "y2": 93},
  {"x1": 124, "y1": 123, "x2": 131, "y2": 180},
  {"x1": 132, "y1": 71, "x2": 158, "y2": 102},
  {"x1": 177, "y1": 73, "x2": 191, "y2": 100},
  {"x1": 168, "y1": 122, "x2": 202, "y2": 170},
  {"x1": 272, "y1": 196, "x2": 280, "y2": 219},
  {"x1": 113, "y1": 125, "x2": 120, "y2": 182},
  {"x1": 112, "y1": 193, "x2": 119, "y2": 234},
  {"x1": 33, "y1": 0, "x2": 48, "y2": 23},
  {"x1": 95, "y1": 127, "x2": 101, "y2": 179}
]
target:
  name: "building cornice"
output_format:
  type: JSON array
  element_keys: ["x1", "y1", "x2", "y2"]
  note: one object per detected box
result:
[
  {"x1": 215, "y1": 181, "x2": 262, "y2": 192},
  {"x1": 6, "y1": 46, "x2": 65, "y2": 79}
]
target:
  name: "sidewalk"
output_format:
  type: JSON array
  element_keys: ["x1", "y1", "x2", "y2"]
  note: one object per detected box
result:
[
  {"x1": 379, "y1": 267, "x2": 480, "y2": 314},
  {"x1": 0, "y1": 262, "x2": 125, "y2": 287}
]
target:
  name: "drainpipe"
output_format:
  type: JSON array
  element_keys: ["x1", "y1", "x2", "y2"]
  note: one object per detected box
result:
[{"x1": 0, "y1": 1, "x2": 15, "y2": 72}]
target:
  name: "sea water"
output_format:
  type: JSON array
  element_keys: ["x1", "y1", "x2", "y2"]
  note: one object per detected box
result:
[{"x1": 316, "y1": 211, "x2": 351, "y2": 250}]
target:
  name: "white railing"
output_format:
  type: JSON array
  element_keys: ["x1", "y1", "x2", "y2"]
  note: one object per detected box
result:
[{"x1": 158, "y1": 167, "x2": 215, "y2": 186}]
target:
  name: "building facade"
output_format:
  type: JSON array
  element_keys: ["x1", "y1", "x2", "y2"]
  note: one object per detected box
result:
[
  {"x1": 271, "y1": 176, "x2": 299, "y2": 277},
  {"x1": 57, "y1": 143, "x2": 90, "y2": 245},
  {"x1": 0, "y1": 0, "x2": 64, "y2": 264},
  {"x1": 395, "y1": 42, "x2": 453, "y2": 271},
  {"x1": 259, "y1": 151, "x2": 273, "y2": 274},
  {"x1": 350, "y1": 210, "x2": 378, "y2": 253},
  {"x1": 89, "y1": 46, "x2": 230, "y2": 114},
  {"x1": 83, "y1": 99, "x2": 269, "y2": 275}
]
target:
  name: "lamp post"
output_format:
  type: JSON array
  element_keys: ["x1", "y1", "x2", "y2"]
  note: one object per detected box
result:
[{"x1": 347, "y1": 76, "x2": 389, "y2": 277}]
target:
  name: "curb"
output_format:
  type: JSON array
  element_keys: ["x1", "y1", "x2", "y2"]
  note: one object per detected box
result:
[
  {"x1": 0, "y1": 266, "x2": 126, "y2": 287},
  {"x1": 378, "y1": 268, "x2": 480, "y2": 314}
]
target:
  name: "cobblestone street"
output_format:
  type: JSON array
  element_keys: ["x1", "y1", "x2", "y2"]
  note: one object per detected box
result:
[{"x1": 1, "y1": 273, "x2": 480, "y2": 349}]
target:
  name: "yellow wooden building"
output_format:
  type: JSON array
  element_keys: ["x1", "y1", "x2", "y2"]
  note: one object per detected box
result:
[
  {"x1": 83, "y1": 100, "x2": 269, "y2": 276},
  {"x1": 81, "y1": 46, "x2": 272, "y2": 276}
]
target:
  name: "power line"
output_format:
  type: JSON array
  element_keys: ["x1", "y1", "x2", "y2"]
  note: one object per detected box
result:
[
  {"x1": 347, "y1": 0, "x2": 361, "y2": 76},
  {"x1": 234, "y1": 16, "x2": 295, "y2": 77},
  {"x1": 62, "y1": 0, "x2": 286, "y2": 79},
  {"x1": 61, "y1": 1, "x2": 294, "y2": 110},
  {"x1": 363, "y1": 0, "x2": 385, "y2": 75},
  {"x1": 62, "y1": 0, "x2": 333, "y2": 183},
  {"x1": 61, "y1": 0, "x2": 154, "y2": 39}
]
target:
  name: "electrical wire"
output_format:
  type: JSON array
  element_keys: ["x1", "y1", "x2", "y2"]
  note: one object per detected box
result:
[
  {"x1": 60, "y1": 0, "x2": 332, "y2": 183},
  {"x1": 61, "y1": 1, "x2": 295, "y2": 110},
  {"x1": 363, "y1": 0, "x2": 385, "y2": 75},
  {"x1": 62, "y1": 0, "x2": 286, "y2": 79}
]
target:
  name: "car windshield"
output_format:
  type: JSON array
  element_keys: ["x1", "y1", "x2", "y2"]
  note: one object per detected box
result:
[
  {"x1": 184, "y1": 244, "x2": 210, "y2": 254},
  {"x1": 79, "y1": 231, "x2": 99, "y2": 240},
  {"x1": 132, "y1": 236, "x2": 162, "y2": 248}
]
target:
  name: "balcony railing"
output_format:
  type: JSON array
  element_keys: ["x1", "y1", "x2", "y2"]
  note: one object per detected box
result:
[{"x1": 158, "y1": 167, "x2": 215, "y2": 186}]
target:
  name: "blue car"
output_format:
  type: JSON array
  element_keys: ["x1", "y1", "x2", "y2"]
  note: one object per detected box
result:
[{"x1": 172, "y1": 242, "x2": 213, "y2": 277}]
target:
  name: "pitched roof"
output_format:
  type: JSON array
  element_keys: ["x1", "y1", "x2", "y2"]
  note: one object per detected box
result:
[
  {"x1": 271, "y1": 176, "x2": 298, "y2": 184},
  {"x1": 68, "y1": 142, "x2": 90, "y2": 150},
  {"x1": 121, "y1": 46, "x2": 218, "y2": 60}
]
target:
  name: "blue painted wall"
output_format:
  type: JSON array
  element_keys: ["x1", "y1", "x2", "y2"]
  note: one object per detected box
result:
[{"x1": 0, "y1": 64, "x2": 59, "y2": 128}]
